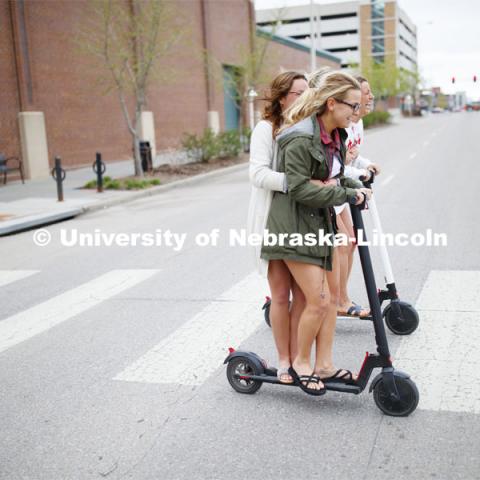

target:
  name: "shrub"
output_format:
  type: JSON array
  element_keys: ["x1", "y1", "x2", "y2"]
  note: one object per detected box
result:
[
  {"x1": 84, "y1": 179, "x2": 96, "y2": 189},
  {"x1": 217, "y1": 130, "x2": 242, "y2": 158},
  {"x1": 363, "y1": 111, "x2": 391, "y2": 129},
  {"x1": 182, "y1": 128, "x2": 220, "y2": 162},
  {"x1": 182, "y1": 128, "x2": 243, "y2": 162},
  {"x1": 106, "y1": 179, "x2": 121, "y2": 190}
]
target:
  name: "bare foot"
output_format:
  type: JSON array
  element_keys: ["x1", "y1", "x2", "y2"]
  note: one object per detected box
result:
[
  {"x1": 315, "y1": 367, "x2": 358, "y2": 383},
  {"x1": 292, "y1": 360, "x2": 324, "y2": 391}
]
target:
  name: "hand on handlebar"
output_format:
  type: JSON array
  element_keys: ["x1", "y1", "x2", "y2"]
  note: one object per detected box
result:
[
  {"x1": 359, "y1": 169, "x2": 372, "y2": 182},
  {"x1": 354, "y1": 187, "x2": 372, "y2": 205},
  {"x1": 368, "y1": 163, "x2": 381, "y2": 175}
]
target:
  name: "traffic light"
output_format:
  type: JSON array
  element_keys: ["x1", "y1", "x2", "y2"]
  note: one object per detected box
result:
[
  {"x1": 474, "y1": 75, "x2": 477, "y2": 83},
  {"x1": 452, "y1": 76, "x2": 455, "y2": 84}
]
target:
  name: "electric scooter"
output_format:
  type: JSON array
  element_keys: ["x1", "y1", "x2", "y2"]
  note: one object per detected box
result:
[
  {"x1": 225, "y1": 198, "x2": 420, "y2": 417},
  {"x1": 261, "y1": 173, "x2": 419, "y2": 335}
]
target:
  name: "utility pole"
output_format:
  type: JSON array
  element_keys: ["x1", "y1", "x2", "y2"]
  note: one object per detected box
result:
[{"x1": 310, "y1": 0, "x2": 316, "y2": 72}]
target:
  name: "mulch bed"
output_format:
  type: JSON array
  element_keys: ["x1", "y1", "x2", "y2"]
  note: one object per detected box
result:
[{"x1": 121, "y1": 154, "x2": 248, "y2": 185}]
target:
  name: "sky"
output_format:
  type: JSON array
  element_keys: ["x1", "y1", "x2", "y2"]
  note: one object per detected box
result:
[{"x1": 254, "y1": 0, "x2": 480, "y2": 100}]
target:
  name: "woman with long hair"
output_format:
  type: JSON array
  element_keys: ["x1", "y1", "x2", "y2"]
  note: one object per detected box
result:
[
  {"x1": 307, "y1": 69, "x2": 380, "y2": 319},
  {"x1": 247, "y1": 71, "x2": 309, "y2": 384},
  {"x1": 261, "y1": 71, "x2": 371, "y2": 393}
]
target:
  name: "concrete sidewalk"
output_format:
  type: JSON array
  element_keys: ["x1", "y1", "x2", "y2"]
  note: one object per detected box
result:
[{"x1": 0, "y1": 159, "x2": 248, "y2": 236}]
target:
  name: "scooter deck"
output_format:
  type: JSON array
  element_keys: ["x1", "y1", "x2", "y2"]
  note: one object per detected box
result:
[
  {"x1": 337, "y1": 313, "x2": 373, "y2": 321},
  {"x1": 241, "y1": 370, "x2": 363, "y2": 394}
]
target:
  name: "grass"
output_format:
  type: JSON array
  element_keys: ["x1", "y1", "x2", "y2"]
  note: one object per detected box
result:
[{"x1": 83, "y1": 177, "x2": 161, "y2": 190}]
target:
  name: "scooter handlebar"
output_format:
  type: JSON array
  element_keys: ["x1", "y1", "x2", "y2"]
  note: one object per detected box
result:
[{"x1": 361, "y1": 170, "x2": 375, "y2": 189}]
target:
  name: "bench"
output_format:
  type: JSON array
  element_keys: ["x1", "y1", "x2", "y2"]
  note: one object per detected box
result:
[{"x1": 0, "y1": 154, "x2": 25, "y2": 184}]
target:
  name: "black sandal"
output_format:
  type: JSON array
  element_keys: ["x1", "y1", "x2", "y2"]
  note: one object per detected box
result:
[
  {"x1": 319, "y1": 369, "x2": 356, "y2": 384},
  {"x1": 288, "y1": 367, "x2": 327, "y2": 396}
]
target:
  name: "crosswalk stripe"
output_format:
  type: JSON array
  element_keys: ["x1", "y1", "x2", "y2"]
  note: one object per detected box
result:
[
  {"x1": 0, "y1": 269, "x2": 159, "y2": 354},
  {"x1": 395, "y1": 270, "x2": 480, "y2": 414},
  {"x1": 114, "y1": 272, "x2": 267, "y2": 386},
  {"x1": 0, "y1": 270, "x2": 39, "y2": 288}
]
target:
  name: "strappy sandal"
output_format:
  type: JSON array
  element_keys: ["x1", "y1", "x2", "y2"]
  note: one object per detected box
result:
[
  {"x1": 318, "y1": 368, "x2": 357, "y2": 384},
  {"x1": 288, "y1": 367, "x2": 327, "y2": 396},
  {"x1": 277, "y1": 366, "x2": 293, "y2": 384},
  {"x1": 337, "y1": 303, "x2": 370, "y2": 318}
]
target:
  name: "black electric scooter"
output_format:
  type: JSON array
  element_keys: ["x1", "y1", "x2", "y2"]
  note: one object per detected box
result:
[
  {"x1": 261, "y1": 173, "x2": 419, "y2": 335},
  {"x1": 225, "y1": 198, "x2": 420, "y2": 416}
]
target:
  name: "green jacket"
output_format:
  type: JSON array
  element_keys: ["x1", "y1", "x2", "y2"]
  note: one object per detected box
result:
[{"x1": 260, "y1": 114, "x2": 362, "y2": 270}]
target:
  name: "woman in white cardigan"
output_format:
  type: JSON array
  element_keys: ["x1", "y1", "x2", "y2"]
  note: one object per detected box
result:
[{"x1": 247, "y1": 71, "x2": 336, "y2": 383}]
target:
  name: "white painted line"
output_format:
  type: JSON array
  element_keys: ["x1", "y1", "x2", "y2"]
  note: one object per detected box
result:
[
  {"x1": 114, "y1": 272, "x2": 267, "y2": 386},
  {"x1": 380, "y1": 174, "x2": 394, "y2": 187},
  {"x1": 0, "y1": 270, "x2": 39, "y2": 288},
  {"x1": 395, "y1": 270, "x2": 480, "y2": 414},
  {"x1": 0, "y1": 269, "x2": 159, "y2": 354},
  {"x1": 409, "y1": 152, "x2": 417, "y2": 160},
  {"x1": 423, "y1": 140, "x2": 430, "y2": 147}
]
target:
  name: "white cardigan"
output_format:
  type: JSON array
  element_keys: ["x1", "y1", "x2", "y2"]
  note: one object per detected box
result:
[{"x1": 246, "y1": 120, "x2": 287, "y2": 277}]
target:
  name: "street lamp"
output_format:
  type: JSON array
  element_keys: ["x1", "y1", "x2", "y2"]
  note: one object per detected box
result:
[{"x1": 246, "y1": 87, "x2": 258, "y2": 132}]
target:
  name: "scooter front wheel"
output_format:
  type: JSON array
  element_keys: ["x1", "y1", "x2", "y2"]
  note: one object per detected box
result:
[
  {"x1": 226, "y1": 356, "x2": 263, "y2": 394},
  {"x1": 373, "y1": 376, "x2": 419, "y2": 416},
  {"x1": 383, "y1": 301, "x2": 419, "y2": 335}
]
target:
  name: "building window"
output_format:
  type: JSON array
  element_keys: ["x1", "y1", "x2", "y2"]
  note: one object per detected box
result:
[
  {"x1": 371, "y1": 0, "x2": 385, "y2": 20},
  {"x1": 371, "y1": 0, "x2": 385, "y2": 62},
  {"x1": 328, "y1": 46, "x2": 358, "y2": 53},
  {"x1": 371, "y1": 20, "x2": 384, "y2": 37},
  {"x1": 321, "y1": 29, "x2": 357, "y2": 37},
  {"x1": 372, "y1": 38, "x2": 384, "y2": 54},
  {"x1": 320, "y1": 12, "x2": 357, "y2": 21}
]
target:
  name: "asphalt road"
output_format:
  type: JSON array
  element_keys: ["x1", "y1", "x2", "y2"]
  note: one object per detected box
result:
[{"x1": 1, "y1": 111, "x2": 479, "y2": 480}]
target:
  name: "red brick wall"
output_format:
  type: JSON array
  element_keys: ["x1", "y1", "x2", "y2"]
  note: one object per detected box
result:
[
  {"x1": 0, "y1": 0, "x2": 21, "y2": 160},
  {"x1": 20, "y1": 0, "x2": 132, "y2": 168},
  {"x1": 2, "y1": 0, "x2": 340, "y2": 170}
]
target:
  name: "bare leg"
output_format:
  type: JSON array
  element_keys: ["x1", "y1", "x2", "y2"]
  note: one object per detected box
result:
[
  {"x1": 314, "y1": 249, "x2": 340, "y2": 372},
  {"x1": 337, "y1": 209, "x2": 369, "y2": 317},
  {"x1": 267, "y1": 260, "x2": 293, "y2": 383},
  {"x1": 285, "y1": 260, "x2": 330, "y2": 390},
  {"x1": 289, "y1": 278, "x2": 306, "y2": 362},
  {"x1": 341, "y1": 208, "x2": 356, "y2": 283},
  {"x1": 336, "y1": 213, "x2": 351, "y2": 311},
  {"x1": 315, "y1": 249, "x2": 358, "y2": 380}
]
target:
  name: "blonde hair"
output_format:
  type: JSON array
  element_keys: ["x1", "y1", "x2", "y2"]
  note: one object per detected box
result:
[
  {"x1": 280, "y1": 71, "x2": 360, "y2": 134},
  {"x1": 307, "y1": 66, "x2": 334, "y2": 88}
]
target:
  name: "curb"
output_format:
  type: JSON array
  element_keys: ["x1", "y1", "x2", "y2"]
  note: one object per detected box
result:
[
  {"x1": 80, "y1": 161, "x2": 249, "y2": 214},
  {"x1": 0, "y1": 162, "x2": 248, "y2": 236}
]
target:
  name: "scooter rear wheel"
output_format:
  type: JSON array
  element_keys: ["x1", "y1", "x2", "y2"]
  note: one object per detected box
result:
[
  {"x1": 384, "y1": 301, "x2": 419, "y2": 335},
  {"x1": 226, "y1": 356, "x2": 262, "y2": 394},
  {"x1": 373, "y1": 376, "x2": 419, "y2": 416}
]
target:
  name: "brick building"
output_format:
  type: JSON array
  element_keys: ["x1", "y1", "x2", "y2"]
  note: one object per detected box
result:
[{"x1": 1, "y1": 0, "x2": 339, "y2": 177}]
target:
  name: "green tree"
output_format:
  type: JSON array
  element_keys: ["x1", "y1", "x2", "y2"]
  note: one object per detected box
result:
[{"x1": 362, "y1": 58, "x2": 420, "y2": 101}]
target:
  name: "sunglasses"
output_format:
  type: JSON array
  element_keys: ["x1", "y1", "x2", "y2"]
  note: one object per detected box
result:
[{"x1": 336, "y1": 99, "x2": 361, "y2": 113}]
